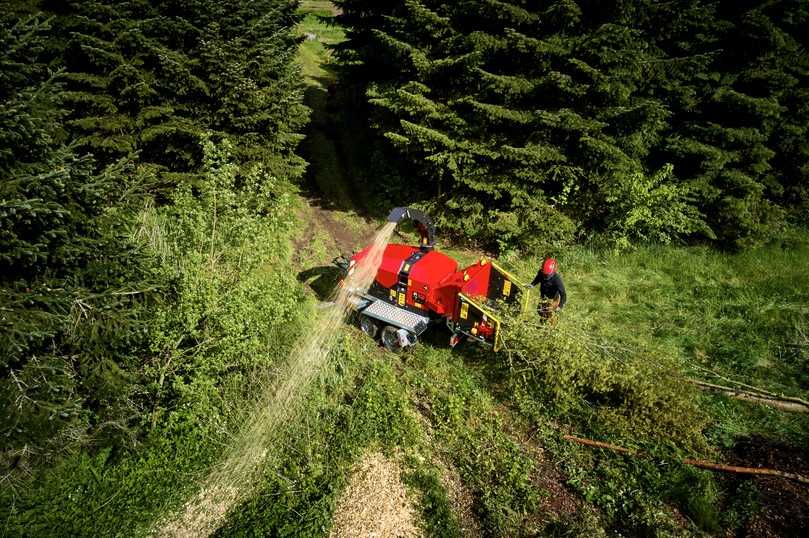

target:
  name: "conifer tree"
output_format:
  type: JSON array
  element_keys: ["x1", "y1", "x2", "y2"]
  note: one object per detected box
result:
[
  {"x1": 45, "y1": 0, "x2": 207, "y2": 177},
  {"x1": 193, "y1": 0, "x2": 308, "y2": 179},
  {"x1": 339, "y1": 0, "x2": 808, "y2": 248},
  {"x1": 1, "y1": 0, "x2": 310, "y2": 474},
  {"x1": 1, "y1": 14, "x2": 156, "y2": 472},
  {"x1": 338, "y1": 0, "x2": 704, "y2": 248}
]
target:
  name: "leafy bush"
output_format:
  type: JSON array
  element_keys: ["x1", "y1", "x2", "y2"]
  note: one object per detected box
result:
[
  {"x1": 140, "y1": 137, "x2": 303, "y2": 434},
  {"x1": 403, "y1": 348, "x2": 541, "y2": 535},
  {"x1": 500, "y1": 312, "x2": 708, "y2": 450},
  {"x1": 0, "y1": 136, "x2": 308, "y2": 536},
  {"x1": 595, "y1": 164, "x2": 710, "y2": 250}
]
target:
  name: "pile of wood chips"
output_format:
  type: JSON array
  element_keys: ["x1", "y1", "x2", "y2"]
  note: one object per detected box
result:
[{"x1": 330, "y1": 452, "x2": 421, "y2": 538}]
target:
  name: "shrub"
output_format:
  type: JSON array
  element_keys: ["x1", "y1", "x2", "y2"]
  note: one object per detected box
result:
[{"x1": 500, "y1": 311, "x2": 708, "y2": 450}]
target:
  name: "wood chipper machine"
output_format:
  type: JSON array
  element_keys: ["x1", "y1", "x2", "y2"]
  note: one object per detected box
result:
[{"x1": 336, "y1": 207, "x2": 529, "y2": 352}]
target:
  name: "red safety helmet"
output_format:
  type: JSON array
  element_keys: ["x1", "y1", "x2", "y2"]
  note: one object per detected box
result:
[{"x1": 541, "y1": 258, "x2": 558, "y2": 276}]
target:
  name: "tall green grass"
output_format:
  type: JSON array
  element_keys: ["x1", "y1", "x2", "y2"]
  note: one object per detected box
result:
[
  {"x1": 504, "y1": 235, "x2": 809, "y2": 443},
  {"x1": 480, "y1": 234, "x2": 809, "y2": 534}
]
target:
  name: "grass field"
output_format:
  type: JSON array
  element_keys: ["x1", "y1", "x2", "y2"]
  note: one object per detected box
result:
[{"x1": 286, "y1": 4, "x2": 809, "y2": 536}]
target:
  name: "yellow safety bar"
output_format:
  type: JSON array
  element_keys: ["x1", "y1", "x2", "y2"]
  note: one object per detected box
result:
[
  {"x1": 458, "y1": 292, "x2": 504, "y2": 352},
  {"x1": 489, "y1": 259, "x2": 531, "y2": 317}
]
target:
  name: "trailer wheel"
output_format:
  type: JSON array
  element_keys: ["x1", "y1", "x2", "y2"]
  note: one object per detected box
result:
[
  {"x1": 381, "y1": 325, "x2": 405, "y2": 353},
  {"x1": 359, "y1": 315, "x2": 379, "y2": 339}
]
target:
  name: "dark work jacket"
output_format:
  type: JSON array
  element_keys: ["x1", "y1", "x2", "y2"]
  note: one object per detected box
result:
[{"x1": 531, "y1": 271, "x2": 567, "y2": 309}]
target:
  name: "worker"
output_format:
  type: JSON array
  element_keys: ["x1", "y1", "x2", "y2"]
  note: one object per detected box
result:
[{"x1": 526, "y1": 257, "x2": 566, "y2": 317}]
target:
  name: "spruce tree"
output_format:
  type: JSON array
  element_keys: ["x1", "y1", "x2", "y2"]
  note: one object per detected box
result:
[
  {"x1": 193, "y1": 0, "x2": 308, "y2": 179},
  {"x1": 339, "y1": 0, "x2": 808, "y2": 249},
  {"x1": 1, "y1": 13, "x2": 156, "y2": 473},
  {"x1": 1, "y1": 0, "x2": 310, "y2": 475},
  {"x1": 45, "y1": 0, "x2": 206, "y2": 177},
  {"x1": 338, "y1": 0, "x2": 705, "y2": 248}
]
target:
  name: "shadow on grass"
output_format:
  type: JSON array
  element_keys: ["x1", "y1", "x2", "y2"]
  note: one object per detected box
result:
[
  {"x1": 300, "y1": 79, "x2": 369, "y2": 213},
  {"x1": 298, "y1": 265, "x2": 342, "y2": 301}
]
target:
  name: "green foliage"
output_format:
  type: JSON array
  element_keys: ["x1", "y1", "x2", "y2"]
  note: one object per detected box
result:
[
  {"x1": 666, "y1": 466, "x2": 722, "y2": 532},
  {"x1": 501, "y1": 312, "x2": 708, "y2": 449},
  {"x1": 593, "y1": 163, "x2": 710, "y2": 249},
  {"x1": 486, "y1": 235, "x2": 808, "y2": 534},
  {"x1": 507, "y1": 235, "x2": 809, "y2": 446},
  {"x1": 1, "y1": 14, "x2": 160, "y2": 473},
  {"x1": 0, "y1": 137, "x2": 306, "y2": 536},
  {"x1": 37, "y1": 0, "x2": 308, "y2": 181},
  {"x1": 141, "y1": 137, "x2": 303, "y2": 428},
  {"x1": 402, "y1": 464, "x2": 462, "y2": 537},
  {"x1": 218, "y1": 347, "x2": 424, "y2": 536},
  {"x1": 565, "y1": 455, "x2": 689, "y2": 535},
  {"x1": 1, "y1": 0, "x2": 309, "y2": 482},
  {"x1": 401, "y1": 347, "x2": 541, "y2": 535},
  {"x1": 337, "y1": 0, "x2": 809, "y2": 249},
  {"x1": 5, "y1": 2, "x2": 809, "y2": 536}
]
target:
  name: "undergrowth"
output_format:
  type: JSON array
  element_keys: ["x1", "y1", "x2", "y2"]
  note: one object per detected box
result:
[
  {"x1": 484, "y1": 234, "x2": 809, "y2": 535},
  {"x1": 0, "y1": 138, "x2": 307, "y2": 536},
  {"x1": 402, "y1": 346, "x2": 542, "y2": 535}
]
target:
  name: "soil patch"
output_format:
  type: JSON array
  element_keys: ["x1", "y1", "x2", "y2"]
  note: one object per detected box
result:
[
  {"x1": 493, "y1": 405, "x2": 581, "y2": 524},
  {"x1": 313, "y1": 205, "x2": 371, "y2": 254},
  {"x1": 330, "y1": 452, "x2": 421, "y2": 538},
  {"x1": 438, "y1": 460, "x2": 483, "y2": 537},
  {"x1": 728, "y1": 435, "x2": 809, "y2": 537}
]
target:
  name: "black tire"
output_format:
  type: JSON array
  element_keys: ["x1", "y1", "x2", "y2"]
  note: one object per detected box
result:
[
  {"x1": 381, "y1": 325, "x2": 404, "y2": 353},
  {"x1": 359, "y1": 314, "x2": 379, "y2": 339}
]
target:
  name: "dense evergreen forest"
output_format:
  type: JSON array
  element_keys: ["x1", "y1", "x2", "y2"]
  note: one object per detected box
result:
[
  {"x1": 1, "y1": 0, "x2": 307, "y2": 477},
  {"x1": 1, "y1": 0, "x2": 808, "y2": 536},
  {"x1": 336, "y1": 0, "x2": 809, "y2": 250}
]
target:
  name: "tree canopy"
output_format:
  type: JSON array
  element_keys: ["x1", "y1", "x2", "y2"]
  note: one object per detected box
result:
[
  {"x1": 336, "y1": 0, "x2": 809, "y2": 250},
  {"x1": 0, "y1": 0, "x2": 307, "y2": 473}
]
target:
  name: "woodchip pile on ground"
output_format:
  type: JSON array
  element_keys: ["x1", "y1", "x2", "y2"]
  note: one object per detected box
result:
[{"x1": 330, "y1": 452, "x2": 421, "y2": 538}]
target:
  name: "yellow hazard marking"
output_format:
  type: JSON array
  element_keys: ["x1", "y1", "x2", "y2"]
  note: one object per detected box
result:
[
  {"x1": 403, "y1": 263, "x2": 410, "y2": 272},
  {"x1": 489, "y1": 260, "x2": 530, "y2": 316},
  {"x1": 415, "y1": 302, "x2": 423, "y2": 309},
  {"x1": 458, "y1": 292, "x2": 503, "y2": 351},
  {"x1": 503, "y1": 280, "x2": 511, "y2": 296},
  {"x1": 460, "y1": 302, "x2": 469, "y2": 319},
  {"x1": 398, "y1": 292, "x2": 406, "y2": 306},
  {"x1": 390, "y1": 289, "x2": 397, "y2": 299}
]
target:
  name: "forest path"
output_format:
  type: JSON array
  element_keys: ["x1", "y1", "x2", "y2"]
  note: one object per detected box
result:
[{"x1": 295, "y1": 2, "x2": 376, "y2": 265}]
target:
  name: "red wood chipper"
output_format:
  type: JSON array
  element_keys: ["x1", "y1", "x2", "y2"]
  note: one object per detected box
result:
[{"x1": 337, "y1": 207, "x2": 529, "y2": 352}]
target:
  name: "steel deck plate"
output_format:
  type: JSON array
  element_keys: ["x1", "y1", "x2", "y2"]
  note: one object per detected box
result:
[{"x1": 360, "y1": 299, "x2": 430, "y2": 334}]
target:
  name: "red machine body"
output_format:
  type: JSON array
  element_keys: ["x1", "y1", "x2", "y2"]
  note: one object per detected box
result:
[
  {"x1": 353, "y1": 244, "x2": 461, "y2": 316},
  {"x1": 345, "y1": 207, "x2": 526, "y2": 352},
  {"x1": 351, "y1": 242, "x2": 522, "y2": 346}
]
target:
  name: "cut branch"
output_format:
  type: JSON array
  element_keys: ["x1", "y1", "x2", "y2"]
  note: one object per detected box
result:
[
  {"x1": 562, "y1": 435, "x2": 809, "y2": 485},
  {"x1": 562, "y1": 435, "x2": 636, "y2": 454},
  {"x1": 682, "y1": 458, "x2": 809, "y2": 484},
  {"x1": 692, "y1": 366, "x2": 809, "y2": 407},
  {"x1": 688, "y1": 379, "x2": 809, "y2": 413}
]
